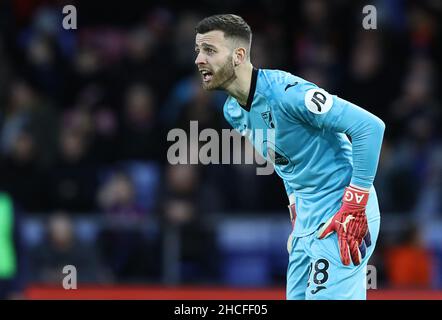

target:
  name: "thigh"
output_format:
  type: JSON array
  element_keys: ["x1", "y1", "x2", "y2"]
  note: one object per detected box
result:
[
  {"x1": 286, "y1": 234, "x2": 310, "y2": 300},
  {"x1": 304, "y1": 218, "x2": 380, "y2": 300}
]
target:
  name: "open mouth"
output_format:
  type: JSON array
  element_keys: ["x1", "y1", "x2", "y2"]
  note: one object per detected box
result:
[{"x1": 199, "y1": 69, "x2": 213, "y2": 82}]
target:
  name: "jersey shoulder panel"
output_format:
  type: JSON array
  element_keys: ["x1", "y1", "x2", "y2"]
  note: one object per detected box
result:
[{"x1": 259, "y1": 69, "x2": 318, "y2": 108}]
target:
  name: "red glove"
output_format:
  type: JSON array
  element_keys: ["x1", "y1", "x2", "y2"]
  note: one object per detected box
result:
[{"x1": 317, "y1": 185, "x2": 372, "y2": 266}]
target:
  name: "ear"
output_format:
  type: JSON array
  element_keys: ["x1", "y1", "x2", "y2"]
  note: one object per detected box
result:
[{"x1": 234, "y1": 47, "x2": 247, "y2": 66}]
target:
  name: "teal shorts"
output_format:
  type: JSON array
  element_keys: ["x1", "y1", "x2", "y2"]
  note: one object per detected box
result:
[{"x1": 286, "y1": 192, "x2": 380, "y2": 300}]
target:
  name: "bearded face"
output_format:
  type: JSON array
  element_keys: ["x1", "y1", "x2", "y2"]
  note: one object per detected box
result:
[
  {"x1": 195, "y1": 31, "x2": 238, "y2": 91},
  {"x1": 200, "y1": 55, "x2": 236, "y2": 90}
]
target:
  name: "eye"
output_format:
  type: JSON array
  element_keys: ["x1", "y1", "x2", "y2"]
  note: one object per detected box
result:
[{"x1": 205, "y1": 48, "x2": 215, "y2": 54}]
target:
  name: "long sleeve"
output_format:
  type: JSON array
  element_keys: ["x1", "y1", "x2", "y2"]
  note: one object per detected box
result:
[{"x1": 282, "y1": 82, "x2": 386, "y2": 189}]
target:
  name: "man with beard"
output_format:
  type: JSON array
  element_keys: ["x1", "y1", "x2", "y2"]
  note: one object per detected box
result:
[{"x1": 194, "y1": 14, "x2": 385, "y2": 300}]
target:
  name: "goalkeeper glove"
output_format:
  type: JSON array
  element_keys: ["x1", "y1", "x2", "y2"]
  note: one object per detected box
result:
[{"x1": 317, "y1": 185, "x2": 372, "y2": 266}]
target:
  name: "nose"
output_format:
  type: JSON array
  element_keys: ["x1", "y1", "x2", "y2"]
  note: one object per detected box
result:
[{"x1": 195, "y1": 52, "x2": 206, "y2": 66}]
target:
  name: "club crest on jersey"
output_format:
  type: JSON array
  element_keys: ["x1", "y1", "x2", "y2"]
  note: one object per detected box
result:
[{"x1": 261, "y1": 111, "x2": 275, "y2": 129}]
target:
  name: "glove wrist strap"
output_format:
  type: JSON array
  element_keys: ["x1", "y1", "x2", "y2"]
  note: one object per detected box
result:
[{"x1": 343, "y1": 186, "x2": 369, "y2": 207}]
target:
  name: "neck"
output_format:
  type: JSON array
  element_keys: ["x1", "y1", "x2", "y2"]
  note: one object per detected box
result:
[{"x1": 224, "y1": 62, "x2": 254, "y2": 106}]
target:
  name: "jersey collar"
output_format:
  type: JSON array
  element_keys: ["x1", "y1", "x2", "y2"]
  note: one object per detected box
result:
[{"x1": 239, "y1": 67, "x2": 258, "y2": 112}]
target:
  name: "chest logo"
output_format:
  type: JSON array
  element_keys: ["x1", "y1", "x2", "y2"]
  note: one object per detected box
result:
[
  {"x1": 267, "y1": 148, "x2": 289, "y2": 165},
  {"x1": 261, "y1": 111, "x2": 275, "y2": 129},
  {"x1": 264, "y1": 140, "x2": 294, "y2": 174}
]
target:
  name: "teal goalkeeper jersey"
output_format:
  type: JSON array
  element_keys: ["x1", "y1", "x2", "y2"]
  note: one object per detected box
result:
[{"x1": 223, "y1": 68, "x2": 385, "y2": 237}]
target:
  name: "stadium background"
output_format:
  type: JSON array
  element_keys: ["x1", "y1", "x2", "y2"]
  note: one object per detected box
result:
[{"x1": 0, "y1": 0, "x2": 441, "y2": 299}]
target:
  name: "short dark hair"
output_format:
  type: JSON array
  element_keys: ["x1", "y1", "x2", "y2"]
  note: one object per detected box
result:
[{"x1": 195, "y1": 14, "x2": 252, "y2": 44}]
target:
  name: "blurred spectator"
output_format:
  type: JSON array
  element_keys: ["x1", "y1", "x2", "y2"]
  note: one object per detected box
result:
[
  {"x1": 161, "y1": 164, "x2": 218, "y2": 283},
  {"x1": 380, "y1": 55, "x2": 441, "y2": 215},
  {"x1": 160, "y1": 74, "x2": 227, "y2": 128},
  {"x1": 2, "y1": 81, "x2": 38, "y2": 155},
  {"x1": 389, "y1": 56, "x2": 440, "y2": 142},
  {"x1": 90, "y1": 107, "x2": 119, "y2": 162},
  {"x1": 162, "y1": 164, "x2": 199, "y2": 225},
  {"x1": 384, "y1": 225, "x2": 434, "y2": 288},
  {"x1": 96, "y1": 165, "x2": 160, "y2": 283},
  {"x1": 96, "y1": 171, "x2": 161, "y2": 282},
  {"x1": 173, "y1": 12, "x2": 202, "y2": 75},
  {"x1": 174, "y1": 82, "x2": 223, "y2": 132},
  {"x1": 0, "y1": 38, "x2": 13, "y2": 108},
  {"x1": 343, "y1": 32, "x2": 396, "y2": 118},
  {"x1": 1, "y1": 79, "x2": 58, "y2": 168},
  {"x1": 0, "y1": 129, "x2": 49, "y2": 211},
  {"x1": 408, "y1": 4, "x2": 438, "y2": 52},
  {"x1": 375, "y1": 138, "x2": 422, "y2": 214},
  {"x1": 29, "y1": 211, "x2": 108, "y2": 284},
  {"x1": 48, "y1": 125, "x2": 97, "y2": 212},
  {"x1": 118, "y1": 83, "x2": 164, "y2": 162},
  {"x1": 24, "y1": 34, "x2": 65, "y2": 100},
  {"x1": 413, "y1": 146, "x2": 442, "y2": 221},
  {"x1": 97, "y1": 171, "x2": 145, "y2": 221},
  {"x1": 115, "y1": 19, "x2": 176, "y2": 104},
  {"x1": 97, "y1": 225, "x2": 160, "y2": 283}
]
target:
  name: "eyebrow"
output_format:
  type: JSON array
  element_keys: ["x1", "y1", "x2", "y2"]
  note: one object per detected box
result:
[{"x1": 195, "y1": 43, "x2": 217, "y2": 50}]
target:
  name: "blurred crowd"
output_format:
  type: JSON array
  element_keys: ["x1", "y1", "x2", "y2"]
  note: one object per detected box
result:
[{"x1": 0, "y1": 0, "x2": 441, "y2": 298}]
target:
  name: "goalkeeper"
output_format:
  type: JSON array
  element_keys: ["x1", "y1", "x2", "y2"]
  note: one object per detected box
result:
[{"x1": 194, "y1": 14, "x2": 385, "y2": 300}]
